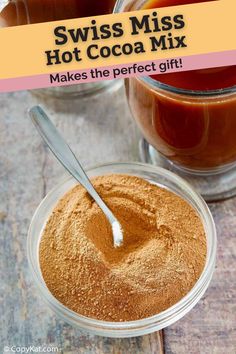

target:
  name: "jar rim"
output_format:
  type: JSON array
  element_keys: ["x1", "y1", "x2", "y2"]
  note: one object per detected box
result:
[
  {"x1": 27, "y1": 162, "x2": 217, "y2": 337},
  {"x1": 114, "y1": 0, "x2": 236, "y2": 97}
]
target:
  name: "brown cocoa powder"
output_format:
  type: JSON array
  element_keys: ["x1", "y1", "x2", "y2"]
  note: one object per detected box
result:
[{"x1": 39, "y1": 174, "x2": 207, "y2": 321}]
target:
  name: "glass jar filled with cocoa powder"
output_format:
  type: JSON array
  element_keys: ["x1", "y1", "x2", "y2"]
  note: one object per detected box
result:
[
  {"x1": 115, "y1": 0, "x2": 236, "y2": 201},
  {"x1": 0, "y1": 0, "x2": 118, "y2": 97},
  {"x1": 28, "y1": 163, "x2": 216, "y2": 338}
]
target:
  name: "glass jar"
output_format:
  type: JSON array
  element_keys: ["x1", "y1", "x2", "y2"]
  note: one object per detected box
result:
[
  {"x1": 27, "y1": 162, "x2": 216, "y2": 338},
  {"x1": 114, "y1": 0, "x2": 236, "y2": 201},
  {"x1": 0, "y1": 0, "x2": 118, "y2": 97},
  {"x1": 0, "y1": 0, "x2": 117, "y2": 25}
]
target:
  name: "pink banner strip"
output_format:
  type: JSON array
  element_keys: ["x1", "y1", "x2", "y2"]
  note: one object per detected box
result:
[{"x1": 0, "y1": 50, "x2": 235, "y2": 93}]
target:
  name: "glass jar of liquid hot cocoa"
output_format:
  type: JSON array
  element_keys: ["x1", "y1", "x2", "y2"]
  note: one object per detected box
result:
[
  {"x1": 115, "y1": 0, "x2": 236, "y2": 202},
  {"x1": 0, "y1": 0, "x2": 118, "y2": 97}
]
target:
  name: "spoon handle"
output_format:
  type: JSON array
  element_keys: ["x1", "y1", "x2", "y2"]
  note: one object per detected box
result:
[{"x1": 29, "y1": 106, "x2": 115, "y2": 223}]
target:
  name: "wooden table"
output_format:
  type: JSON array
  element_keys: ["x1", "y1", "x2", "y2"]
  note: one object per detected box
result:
[{"x1": 0, "y1": 86, "x2": 235, "y2": 354}]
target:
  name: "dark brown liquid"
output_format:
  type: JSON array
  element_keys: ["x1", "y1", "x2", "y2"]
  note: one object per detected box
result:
[
  {"x1": 0, "y1": 0, "x2": 116, "y2": 26},
  {"x1": 126, "y1": 0, "x2": 236, "y2": 170}
]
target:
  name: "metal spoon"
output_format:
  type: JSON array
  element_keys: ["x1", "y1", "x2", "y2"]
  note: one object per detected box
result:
[{"x1": 29, "y1": 105, "x2": 123, "y2": 248}]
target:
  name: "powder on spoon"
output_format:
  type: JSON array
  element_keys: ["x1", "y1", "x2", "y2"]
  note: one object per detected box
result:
[{"x1": 39, "y1": 174, "x2": 207, "y2": 322}]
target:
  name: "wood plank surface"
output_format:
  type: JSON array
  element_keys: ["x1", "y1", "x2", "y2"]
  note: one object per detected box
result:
[{"x1": 0, "y1": 86, "x2": 235, "y2": 354}]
